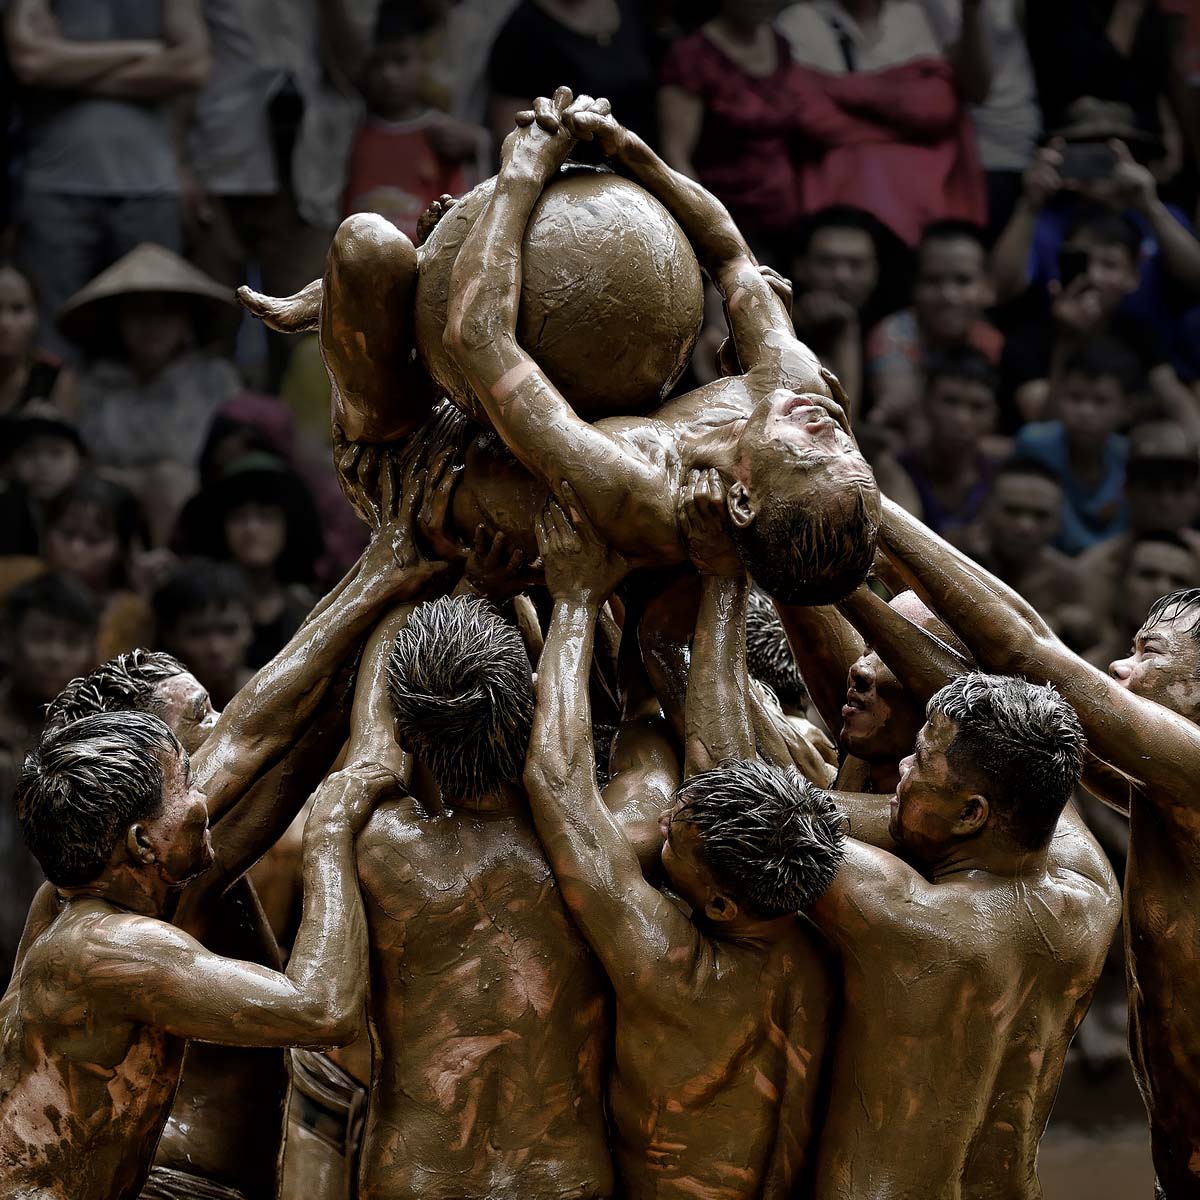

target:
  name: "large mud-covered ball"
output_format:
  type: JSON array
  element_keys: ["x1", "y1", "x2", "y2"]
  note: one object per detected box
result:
[{"x1": 416, "y1": 169, "x2": 704, "y2": 422}]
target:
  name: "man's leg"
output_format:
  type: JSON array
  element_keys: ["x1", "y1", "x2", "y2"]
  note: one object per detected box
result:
[{"x1": 16, "y1": 190, "x2": 106, "y2": 361}]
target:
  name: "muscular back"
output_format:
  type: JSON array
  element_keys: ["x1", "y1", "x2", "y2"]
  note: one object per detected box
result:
[
  {"x1": 0, "y1": 905, "x2": 186, "y2": 1200},
  {"x1": 608, "y1": 922, "x2": 834, "y2": 1200},
  {"x1": 355, "y1": 795, "x2": 613, "y2": 1200}
]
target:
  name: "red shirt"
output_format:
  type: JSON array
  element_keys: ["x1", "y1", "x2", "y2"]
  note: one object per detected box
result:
[{"x1": 343, "y1": 114, "x2": 467, "y2": 242}]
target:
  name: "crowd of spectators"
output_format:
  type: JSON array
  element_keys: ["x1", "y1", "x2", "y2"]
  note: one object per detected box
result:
[{"x1": 0, "y1": 0, "x2": 1198, "y2": 1093}]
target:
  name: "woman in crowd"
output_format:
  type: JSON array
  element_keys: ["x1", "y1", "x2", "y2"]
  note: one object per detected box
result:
[
  {"x1": 179, "y1": 453, "x2": 323, "y2": 668},
  {"x1": 0, "y1": 259, "x2": 75, "y2": 417},
  {"x1": 42, "y1": 475, "x2": 154, "y2": 660}
]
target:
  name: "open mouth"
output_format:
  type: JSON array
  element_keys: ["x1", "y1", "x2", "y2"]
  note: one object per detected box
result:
[{"x1": 842, "y1": 691, "x2": 868, "y2": 720}]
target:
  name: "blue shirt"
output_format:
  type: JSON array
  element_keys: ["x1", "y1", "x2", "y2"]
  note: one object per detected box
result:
[{"x1": 1012, "y1": 421, "x2": 1129, "y2": 555}]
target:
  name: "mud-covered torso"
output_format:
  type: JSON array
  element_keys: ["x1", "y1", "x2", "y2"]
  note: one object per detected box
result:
[
  {"x1": 609, "y1": 921, "x2": 833, "y2": 1200},
  {"x1": 0, "y1": 907, "x2": 186, "y2": 1200},
  {"x1": 1124, "y1": 796, "x2": 1200, "y2": 1194},
  {"x1": 355, "y1": 795, "x2": 613, "y2": 1200}
]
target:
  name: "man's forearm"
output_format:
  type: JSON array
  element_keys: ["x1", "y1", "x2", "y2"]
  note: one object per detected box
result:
[
  {"x1": 880, "y1": 499, "x2": 1050, "y2": 675},
  {"x1": 346, "y1": 604, "x2": 413, "y2": 771},
  {"x1": 1145, "y1": 199, "x2": 1200, "y2": 292},
  {"x1": 949, "y1": 1, "x2": 993, "y2": 105},
  {"x1": 991, "y1": 199, "x2": 1038, "y2": 302},
  {"x1": 774, "y1": 603, "x2": 864, "y2": 737},
  {"x1": 284, "y1": 818, "x2": 367, "y2": 1043},
  {"x1": 685, "y1": 574, "x2": 754, "y2": 774},
  {"x1": 87, "y1": 43, "x2": 207, "y2": 97}
]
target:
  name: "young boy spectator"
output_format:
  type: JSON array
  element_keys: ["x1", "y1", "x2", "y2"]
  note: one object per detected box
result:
[
  {"x1": 1012, "y1": 339, "x2": 1138, "y2": 554},
  {"x1": 343, "y1": 7, "x2": 487, "y2": 243},
  {"x1": 1, "y1": 402, "x2": 85, "y2": 532},
  {"x1": 152, "y1": 559, "x2": 253, "y2": 710},
  {"x1": 0, "y1": 571, "x2": 98, "y2": 980},
  {"x1": 896, "y1": 347, "x2": 999, "y2": 536},
  {"x1": 954, "y1": 458, "x2": 1080, "y2": 622},
  {"x1": 1002, "y1": 211, "x2": 1196, "y2": 425},
  {"x1": 866, "y1": 219, "x2": 1000, "y2": 440}
]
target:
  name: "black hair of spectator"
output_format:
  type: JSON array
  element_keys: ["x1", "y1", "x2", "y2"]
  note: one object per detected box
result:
[
  {"x1": 153, "y1": 559, "x2": 254, "y2": 632},
  {"x1": 794, "y1": 205, "x2": 888, "y2": 258},
  {"x1": 373, "y1": 1, "x2": 435, "y2": 42},
  {"x1": 46, "y1": 474, "x2": 145, "y2": 590},
  {"x1": 0, "y1": 257, "x2": 42, "y2": 309},
  {"x1": 917, "y1": 218, "x2": 990, "y2": 257},
  {"x1": 3, "y1": 571, "x2": 98, "y2": 634},
  {"x1": 924, "y1": 345, "x2": 998, "y2": 394},
  {"x1": 1130, "y1": 530, "x2": 1199, "y2": 556},
  {"x1": 1062, "y1": 336, "x2": 1147, "y2": 397},
  {"x1": 993, "y1": 457, "x2": 1067, "y2": 490},
  {"x1": 197, "y1": 416, "x2": 279, "y2": 487},
  {"x1": 1065, "y1": 211, "x2": 1142, "y2": 262}
]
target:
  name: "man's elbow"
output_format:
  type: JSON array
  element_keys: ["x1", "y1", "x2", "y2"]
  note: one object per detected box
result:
[
  {"x1": 7, "y1": 44, "x2": 50, "y2": 87},
  {"x1": 295, "y1": 993, "x2": 363, "y2": 1047},
  {"x1": 442, "y1": 300, "x2": 509, "y2": 368}
]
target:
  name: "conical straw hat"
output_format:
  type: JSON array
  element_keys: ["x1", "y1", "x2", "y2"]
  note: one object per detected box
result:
[{"x1": 56, "y1": 242, "x2": 237, "y2": 349}]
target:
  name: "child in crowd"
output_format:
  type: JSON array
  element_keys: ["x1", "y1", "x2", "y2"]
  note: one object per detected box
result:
[
  {"x1": 344, "y1": 6, "x2": 487, "y2": 243},
  {"x1": 0, "y1": 571, "x2": 98, "y2": 980},
  {"x1": 178, "y1": 454, "x2": 322, "y2": 667},
  {"x1": 896, "y1": 347, "x2": 1000, "y2": 537},
  {"x1": 0, "y1": 402, "x2": 85, "y2": 552},
  {"x1": 42, "y1": 475, "x2": 154, "y2": 660},
  {"x1": 1003, "y1": 211, "x2": 1194, "y2": 424},
  {"x1": 954, "y1": 458, "x2": 1079, "y2": 626},
  {"x1": 152, "y1": 559, "x2": 255, "y2": 711},
  {"x1": 1012, "y1": 338, "x2": 1141, "y2": 554},
  {"x1": 866, "y1": 219, "x2": 1000, "y2": 440}
]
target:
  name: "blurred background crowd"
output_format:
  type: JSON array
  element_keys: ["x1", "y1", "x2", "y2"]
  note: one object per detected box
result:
[{"x1": 0, "y1": 0, "x2": 1197, "y2": 1190}]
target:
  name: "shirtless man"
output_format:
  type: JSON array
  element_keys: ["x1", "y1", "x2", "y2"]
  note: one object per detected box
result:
[
  {"x1": 0, "y1": 711, "x2": 395, "y2": 1200},
  {"x1": 34, "y1": 649, "x2": 347, "y2": 1200},
  {"x1": 525, "y1": 491, "x2": 839, "y2": 1198},
  {"x1": 345, "y1": 591, "x2": 639, "y2": 1199},
  {"x1": 805, "y1": 671, "x2": 1119, "y2": 1199},
  {"x1": 247, "y1": 90, "x2": 880, "y2": 606},
  {"x1": 875, "y1": 498, "x2": 1200, "y2": 1197}
]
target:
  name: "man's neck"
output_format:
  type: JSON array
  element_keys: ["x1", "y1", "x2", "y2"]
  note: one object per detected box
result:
[
  {"x1": 1066, "y1": 436, "x2": 1106, "y2": 480},
  {"x1": 63, "y1": 867, "x2": 171, "y2": 919},
  {"x1": 679, "y1": 417, "x2": 747, "y2": 481},
  {"x1": 703, "y1": 909, "x2": 796, "y2": 950},
  {"x1": 446, "y1": 780, "x2": 526, "y2": 815},
  {"x1": 928, "y1": 838, "x2": 1050, "y2": 884}
]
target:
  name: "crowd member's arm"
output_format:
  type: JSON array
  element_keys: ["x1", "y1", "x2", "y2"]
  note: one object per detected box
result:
[
  {"x1": 5, "y1": 0, "x2": 161, "y2": 88},
  {"x1": 442, "y1": 91, "x2": 677, "y2": 551},
  {"x1": 879, "y1": 498, "x2": 1200, "y2": 815},
  {"x1": 87, "y1": 0, "x2": 209, "y2": 99},
  {"x1": 991, "y1": 142, "x2": 1063, "y2": 303},
  {"x1": 526, "y1": 492, "x2": 698, "y2": 1003},
  {"x1": 194, "y1": 472, "x2": 443, "y2": 822},
  {"x1": 943, "y1": 0, "x2": 993, "y2": 105},
  {"x1": 88, "y1": 764, "x2": 395, "y2": 1047}
]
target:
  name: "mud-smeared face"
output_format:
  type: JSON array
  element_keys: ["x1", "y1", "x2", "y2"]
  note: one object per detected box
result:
[
  {"x1": 146, "y1": 748, "x2": 214, "y2": 886},
  {"x1": 154, "y1": 671, "x2": 219, "y2": 755},
  {"x1": 891, "y1": 713, "x2": 979, "y2": 861},
  {"x1": 1109, "y1": 611, "x2": 1200, "y2": 720},
  {"x1": 660, "y1": 799, "x2": 723, "y2": 916}
]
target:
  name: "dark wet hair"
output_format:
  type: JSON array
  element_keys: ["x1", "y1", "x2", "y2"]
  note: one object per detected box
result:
[
  {"x1": 153, "y1": 560, "x2": 253, "y2": 631},
  {"x1": 2, "y1": 571, "x2": 97, "y2": 634},
  {"x1": 1062, "y1": 336, "x2": 1146, "y2": 396},
  {"x1": 745, "y1": 588, "x2": 808, "y2": 709},
  {"x1": 928, "y1": 673, "x2": 1085, "y2": 852},
  {"x1": 794, "y1": 205, "x2": 885, "y2": 258},
  {"x1": 673, "y1": 758, "x2": 845, "y2": 917},
  {"x1": 730, "y1": 471, "x2": 879, "y2": 606},
  {"x1": 45, "y1": 649, "x2": 188, "y2": 729},
  {"x1": 1067, "y1": 211, "x2": 1141, "y2": 261},
  {"x1": 17, "y1": 710, "x2": 179, "y2": 886},
  {"x1": 925, "y1": 345, "x2": 998, "y2": 395},
  {"x1": 387, "y1": 595, "x2": 535, "y2": 800},
  {"x1": 1141, "y1": 588, "x2": 1200, "y2": 643}
]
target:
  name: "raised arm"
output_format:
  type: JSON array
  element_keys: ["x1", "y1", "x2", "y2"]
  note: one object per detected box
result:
[
  {"x1": 879, "y1": 497, "x2": 1200, "y2": 806},
  {"x1": 194, "y1": 473, "x2": 443, "y2": 819},
  {"x1": 441, "y1": 92, "x2": 674, "y2": 552},
  {"x1": 773, "y1": 603, "x2": 864, "y2": 738},
  {"x1": 524, "y1": 492, "x2": 697, "y2": 1000},
  {"x1": 92, "y1": 764, "x2": 394, "y2": 1047},
  {"x1": 345, "y1": 605, "x2": 416, "y2": 775}
]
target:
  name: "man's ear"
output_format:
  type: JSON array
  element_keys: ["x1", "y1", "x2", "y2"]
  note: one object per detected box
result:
[
  {"x1": 727, "y1": 481, "x2": 756, "y2": 530},
  {"x1": 126, "y1": 823, "x2": 156, "y2": 866},
  {"x1": 704, "y1": 890, "x2": 740, "y2": 924},
  {"x1": 956, "y1": 793, "x2": 989, "y2": 837}
]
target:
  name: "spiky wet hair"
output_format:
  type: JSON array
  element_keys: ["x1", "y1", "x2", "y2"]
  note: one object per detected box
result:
[
  {"x1": 386, "y1": 595, "x2": 535, "y2": 800},
  {"x1": 45, "y1": 649, "x2": 188, "y2": 729},
  {"x1": 673, "y1": 758, "x2": 846, "y2": 917},
  {"x1": 928, "y1": 673, "x2": 1085, "y2": 851},
  {"x1": 1142, "y1": 588, "x2": 1200, "y2": 643},
  {"x1": 17, "y1": 711, "x2": 179, "y2": 886},
  {"x1": 745, "y1": 588, "x2": 808, "y2": 709}
]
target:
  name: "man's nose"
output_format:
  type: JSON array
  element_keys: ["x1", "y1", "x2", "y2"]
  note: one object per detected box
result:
[
  {"x1": 850, "y1": 658, "x2": 874, "y2": 689},
  {"x1": 1109, "y1": 658, "x2": 1133, "y2": 683}
]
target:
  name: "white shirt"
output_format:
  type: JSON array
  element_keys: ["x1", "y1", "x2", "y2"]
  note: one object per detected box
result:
[{"x1": 776, "y1": 0, "x2": 943, "y2": 73}]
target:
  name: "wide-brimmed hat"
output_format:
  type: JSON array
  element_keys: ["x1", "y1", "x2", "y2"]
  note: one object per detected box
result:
[
  {"x1": 178, "y1": 452, "x2": 324, "y2": 583},
  {"x1": 1047, "y1": 98, "x2": 1163, "y2": 155},
  {"x1": 56, "y1": 243, "x2": 238, "y2": 351}
]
